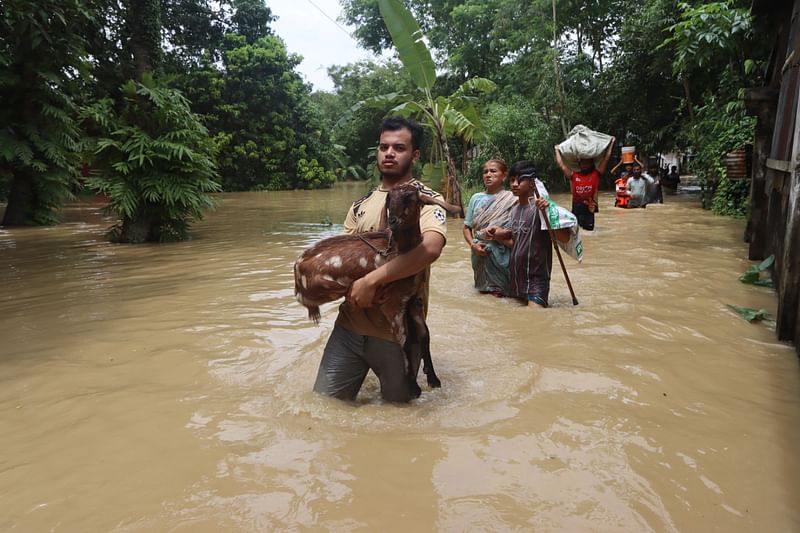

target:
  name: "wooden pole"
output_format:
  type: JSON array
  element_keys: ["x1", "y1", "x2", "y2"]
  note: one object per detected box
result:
[{"x1": 531, "y1": 181, "x2": 579, "y2": 306}]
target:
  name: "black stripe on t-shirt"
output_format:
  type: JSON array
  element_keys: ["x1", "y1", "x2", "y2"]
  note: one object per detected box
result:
[{"x1": 351, "y1": 188, "x2": 376, "y2": 216}]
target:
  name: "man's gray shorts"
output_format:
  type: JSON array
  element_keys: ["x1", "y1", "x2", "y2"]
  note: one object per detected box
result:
[{"x1": 313, "y1": 324, "x2": 421, "y2": 403}]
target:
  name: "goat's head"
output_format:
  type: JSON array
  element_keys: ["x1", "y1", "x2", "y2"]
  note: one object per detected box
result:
[
  {"x1": 385, "y1": 183, "x2": 423, "y2": 232},
  {"x1": 384, "y1": 182, "x2": 464, "y2": 233}
]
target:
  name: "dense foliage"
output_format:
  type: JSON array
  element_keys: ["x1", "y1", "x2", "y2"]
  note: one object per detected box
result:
[
  {"x1": 0, "y1": 0, "x2": 93, "y2": 225},
  {"x1": 336, "y1": 0, "x2": 767, "y2": 205},
  {"x1": 0, "y1": 0, "x2": 340, "y2": 238},
  {"x1": 82, "y1": 78, "x2": 221, "y2": 242},
  {"x1": 177, "y1": 34, "x2": 335, "y2": 190},
  {"x1": 0, "y1": 0, "x2": 776, "y2": 235}
]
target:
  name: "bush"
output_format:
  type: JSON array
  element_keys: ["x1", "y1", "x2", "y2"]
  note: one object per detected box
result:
[
  {"x1": 480, "y1": 98, "x2": 566, "y2": 190},
  {"x1": 295, "y1": 157, "x2": 336, "y2": 189},
  {"x1": 82, "y1": 77, "x2": 221, "y2": 242},
  {"x1": 711, "y1": 174, "x2": 749, "y2": 217}
]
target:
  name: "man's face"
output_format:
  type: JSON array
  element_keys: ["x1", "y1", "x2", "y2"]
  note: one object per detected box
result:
[
  {"x1": 509, "y1": 175, "x2": 533, "y2": 198},
  {"x1": 632, "y1": 165, "x2": 642, "y2": 177},
  {"x1": 578, "y1": 158, "x2": 594, "y2": 173},
  {"x1": 377, "y1": 128, "x2": 419, "y2": 182}
]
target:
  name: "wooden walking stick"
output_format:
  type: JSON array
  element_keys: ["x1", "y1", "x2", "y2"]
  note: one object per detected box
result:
[{"x1": 529, "y1": 179, "x2": 579, "y2": 306}]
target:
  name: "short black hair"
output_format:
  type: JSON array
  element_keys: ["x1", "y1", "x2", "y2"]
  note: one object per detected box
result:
[
  {"x1": 508, "y1": 160, "x2": 537, "y2": 181},
  {"x1": 380, "y1": 116, "x2": 424, "y2": 150}
]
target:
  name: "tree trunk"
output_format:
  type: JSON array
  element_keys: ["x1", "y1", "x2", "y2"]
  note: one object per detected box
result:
[
  {"x1": 2, "y1": 169, "x2": 36, "y2": 226},
  {"x1": 441, "y1": 139, "x2": 464, "y2": 218},
  {"x1": 682, "y1": 76, "x2": 695, "y2": 123},
  {"x1": 115, "y1": 203, "x2": 162, "y2": 243},
  {"x1": 128, "y1": 0, "x2": 161, "y2": 80}
]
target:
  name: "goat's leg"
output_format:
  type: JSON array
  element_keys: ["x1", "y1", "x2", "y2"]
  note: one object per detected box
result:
[
  {"x1": 382, "y1": 297, "x2": 422, "y2": 398},
  {"x1": 403, "y1": 310, "x2": 423, "y2": 398},
  {"x1": 407, "y1": 296, "x2": 441, "y2": 388}
]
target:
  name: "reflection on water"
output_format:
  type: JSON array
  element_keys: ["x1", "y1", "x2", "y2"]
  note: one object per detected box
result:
[{"x1": 1, "y1": 183, "x2": 799, "y2": 531}]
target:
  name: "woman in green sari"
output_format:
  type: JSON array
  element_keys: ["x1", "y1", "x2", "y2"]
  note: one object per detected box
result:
[{"x1": 462, "y1": 160, "x2": 518, "y2": 295}]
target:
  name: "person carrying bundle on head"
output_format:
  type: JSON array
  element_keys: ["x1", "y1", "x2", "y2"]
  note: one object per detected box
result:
[{"x1": 554, "y1": 125, "x2": 615, "y2": 231}]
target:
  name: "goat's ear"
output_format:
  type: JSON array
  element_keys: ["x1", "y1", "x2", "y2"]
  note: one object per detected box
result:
[{"x1": 418, "y1": 193, "x2": 464, "y2": 217}]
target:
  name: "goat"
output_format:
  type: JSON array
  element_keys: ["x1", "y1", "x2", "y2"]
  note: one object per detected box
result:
[{"x1": 294, "y1": 182, "x2": 462, "y2": 396}]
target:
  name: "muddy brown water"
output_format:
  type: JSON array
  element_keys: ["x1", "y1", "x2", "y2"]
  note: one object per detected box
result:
[{"x1": 1, "y1": 183, "x2": 799, "y2": 532}]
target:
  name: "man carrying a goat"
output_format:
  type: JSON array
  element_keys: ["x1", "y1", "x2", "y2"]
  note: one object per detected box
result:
[{"x1": 312, "y1": 116, "x2": 449, "y2": 403}]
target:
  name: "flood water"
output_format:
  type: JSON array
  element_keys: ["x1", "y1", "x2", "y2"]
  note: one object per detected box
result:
[{"x1": 1, "y1": 183, "x2": 799, "y2": 532}]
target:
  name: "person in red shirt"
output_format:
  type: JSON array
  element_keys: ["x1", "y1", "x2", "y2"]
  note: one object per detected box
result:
[{"x1": 555, "y1": 138, "x2": 615, "y2": 230}]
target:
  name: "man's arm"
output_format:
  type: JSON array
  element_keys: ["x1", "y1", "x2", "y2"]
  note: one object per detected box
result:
[
  {"x1": 597, "y1": 137, "x2": 616, "y2": 174},
  {"x1": 554, "y1": 146, "x2": 572, "y2": 179},
  {"x1": 347, "y1": 231, "x2": 445, "y2": 308}
]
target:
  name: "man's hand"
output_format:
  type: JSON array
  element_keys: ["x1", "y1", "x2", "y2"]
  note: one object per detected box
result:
[
  {"x1": 347, "y1": 273, "x2": 380, "y2": 308},
  {"x1": 346, "y1": 231, "x2": 445, "y2": 308},
  {"x1": 586, "y1": 198, "x2": 597, "y2": 212},
  {"x1": 534, "y1": 197, "x2": 550, "y2": 211}
]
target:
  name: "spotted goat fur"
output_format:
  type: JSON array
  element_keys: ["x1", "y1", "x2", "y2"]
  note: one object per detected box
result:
[{"x1": 294, "y1": 182, "x2": 462, "y2": 395}]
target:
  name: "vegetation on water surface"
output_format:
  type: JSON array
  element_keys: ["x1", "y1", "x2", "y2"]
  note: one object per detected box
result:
[
  {"x1": 726, "y1": 304, "x2": 772, "y2": 323},
  {"x1": 0, "y1": 0, "x2": 774, "y2": 239},
  {"x1": 739, "y1": 255, "x2": 775, "y2": 288}
]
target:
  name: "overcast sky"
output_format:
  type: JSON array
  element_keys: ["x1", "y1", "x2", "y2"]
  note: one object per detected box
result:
[{"x1": 267, "y1": 0, "x2": 387, "y2": 92}]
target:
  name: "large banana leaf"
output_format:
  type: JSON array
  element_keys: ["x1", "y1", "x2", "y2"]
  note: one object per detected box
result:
[
  {"x1": 452, "y1": 77, "x2": 497, "y2": 97},
  {"x1": 422, "y1": 161, "x2": 446, "y2": 189},
  {"x1": 442, "y1": 108, "x2": 480, "y2": 141},
  {"x1": 361, "y1": 92, "x2": 410, "y2": 110},
  {"x1": 334, "y1": 92, "x2": 408, "y2": 128},
  {"x1": 378, "y1": 0, "x2": 436, "y2": 91},
  {"x1": 389, "y1": 100, "x2": 429, "y2": 119}
]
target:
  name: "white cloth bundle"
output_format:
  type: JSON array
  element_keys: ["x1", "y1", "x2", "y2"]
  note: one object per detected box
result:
[{"x1": 557, "y1": 124, "x2": 614, "y2": 172}]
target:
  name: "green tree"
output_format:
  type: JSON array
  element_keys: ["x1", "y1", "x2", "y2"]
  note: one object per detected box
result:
[
  {"x1": 230, "y1": 0, "x2": 275, "y2": 44},
  {"x1": 350, "y1": 0, "x2": 496, "y2": 209},
  {"x1": 662, "y1": 0, "x2": 762, "y2": 211},
  {"x1": 82, "y1": 78, "x2": 221, "y2": 242},
  {"x1": 128, "y1": 0, "x2": 163, "y2": 78},
  {"x1": 0, "y1": 0, "x2": 93, "y2": 225},
  {"x1": 179, "y1": 34, "x2": 334, "y2": 190},
  {"x1": 160, "y1": 0, "x2": 231, "y2": 69},
  {"x1": 324, "y1": 60, "x2": 416, "y2": 173}
]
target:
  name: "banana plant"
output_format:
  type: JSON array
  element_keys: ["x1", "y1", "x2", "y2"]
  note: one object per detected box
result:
[{"x1": 343, "y1": 0, "x2": 496, "y2": 212}]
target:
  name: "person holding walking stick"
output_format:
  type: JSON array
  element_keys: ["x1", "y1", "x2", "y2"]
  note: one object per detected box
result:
[{"x1": 485, "y1": 161, "x2": 575, "y2": 308}]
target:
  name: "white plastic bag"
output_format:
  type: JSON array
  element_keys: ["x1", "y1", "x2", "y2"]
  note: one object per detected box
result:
[
  {"x1": 542, "y1": 203, "x2": 583, "y2": 263},
  {"x1": 557, "y1": 124, "x2": 614, "y2": 172},
  {"x1": 534, "y1": 179, "x2": 583, "y2": 262}
]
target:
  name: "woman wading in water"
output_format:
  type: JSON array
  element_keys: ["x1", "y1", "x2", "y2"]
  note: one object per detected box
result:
[{"x1": 462, "y1": 159, "x2": 517, "y2": 296}]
